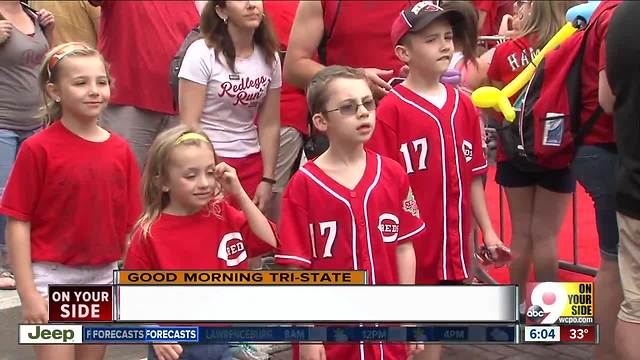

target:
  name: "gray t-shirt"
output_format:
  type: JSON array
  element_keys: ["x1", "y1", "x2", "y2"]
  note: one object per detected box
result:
[{"x1": 0, "y1": 16, "x2": 48, "y2": 131}]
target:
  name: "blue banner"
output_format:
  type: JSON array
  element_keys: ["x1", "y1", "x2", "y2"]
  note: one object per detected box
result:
[
  {"x1": 81, "y1": 325, "x2": 516, "y2": 344},
  {"x1": 83, "y1": 326, "x2": 199, "y2": 343}
]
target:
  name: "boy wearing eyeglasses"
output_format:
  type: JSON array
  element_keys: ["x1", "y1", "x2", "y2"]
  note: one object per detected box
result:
[{"x1": 275, "y1": 65, "x2": 425, "y2": 360}]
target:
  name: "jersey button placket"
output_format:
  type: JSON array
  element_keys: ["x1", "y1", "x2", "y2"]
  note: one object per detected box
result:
[{"x1": 350, "y1": 192, "x2": 370, "y2": 273}]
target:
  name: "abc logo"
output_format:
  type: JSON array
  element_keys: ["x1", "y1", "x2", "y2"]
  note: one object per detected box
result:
[{"x1": 526, "y1": 305, "x2": 546, "y2": 323}]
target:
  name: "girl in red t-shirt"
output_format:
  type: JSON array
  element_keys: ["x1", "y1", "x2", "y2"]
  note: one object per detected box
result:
[
  {"x1": 124, "y1": 125, "x2": 277, "y2": 360},
  {"x1": 486, "y1": 1, "x2": 578, "y2": 309},
  {"x1": 0, "y1": 42, "x2": 142, "y2": 360}
]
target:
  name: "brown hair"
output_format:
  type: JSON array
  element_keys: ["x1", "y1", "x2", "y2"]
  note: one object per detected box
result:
[
  {"x1": 200, "y1": 1, "x2": 280, "y2": 73},
  {"x1": 37, "y1": 42, "x2": 111, "y2": 125},
  {"x1": 518, "y1": 1, "x2": 581, "y2": 49},
  {"x1": 441, "y1": 1, "x2": 479, "y2": 67},
  {"x1": 306, "y1": 66, "x2": 367, "y2": 116},
  {"x1": 136, "y1": 125, "x2": 220, "y2": 238}
]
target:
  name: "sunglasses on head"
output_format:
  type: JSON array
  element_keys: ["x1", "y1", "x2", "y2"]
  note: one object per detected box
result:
[{"x1": 324, "y1": 98, "x2": 376, "y2": 116}]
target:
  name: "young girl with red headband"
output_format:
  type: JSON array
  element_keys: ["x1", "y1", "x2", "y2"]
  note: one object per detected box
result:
[{"x1": 0, "y1": 42, "x2": 141, "y2": 360}]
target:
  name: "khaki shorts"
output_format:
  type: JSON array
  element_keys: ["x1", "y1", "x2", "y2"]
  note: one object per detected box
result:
[
  {"x1": 100, "y1": 105, "x2": 179, "y2": 170},
  {"x1": 32, "y1": 262, "x2": 117, "y2": 299},
  {"x1": 273, "y1": 127, "x2": 303, "y2": 193},
  {"x1": 617, "y1": 212, "x2": 640, "y2": 323}
]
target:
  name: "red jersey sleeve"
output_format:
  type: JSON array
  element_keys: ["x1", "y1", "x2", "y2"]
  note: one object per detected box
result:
[
  {"x1": 367, "y1": 101, "x2": 400, "y2": 162},
  {"x1": 0, "y1": 141, "x2": 45, "y2": 221},
  {"x1": 123, "y1": 229, "x2": 153, "y2": 270},
  {"x1": 124, "y1": 146, "x2": 142, "y2": 233},
  {"x1": 396, "y1": 172, "x2": 426, "y2": 244},
  {"x1": 275, "y1": 175, "x2": 313, "y2": 269},
  {"x1": 221, "y1": 201, "x2": 276, "y2": 258}
]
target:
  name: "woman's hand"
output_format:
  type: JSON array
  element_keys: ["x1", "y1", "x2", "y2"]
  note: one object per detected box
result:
[
  {"x1": 252, "y1": 181, "x2": 273, "y2": 212},
  {"x1": 36, "y1": 9, "x2": 55, "y2": 42},
  {"x1": 0, "y1": 20, "x2": 12, "y2": 45}
]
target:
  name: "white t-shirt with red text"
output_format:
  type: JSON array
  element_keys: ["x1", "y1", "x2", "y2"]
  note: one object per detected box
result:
[{"x1": 179, "y1": 39, "x2": 282, "y2": 158}]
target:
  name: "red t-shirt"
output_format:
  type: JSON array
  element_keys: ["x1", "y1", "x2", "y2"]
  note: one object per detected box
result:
[
  {"x1": 579, "y1": 0, "x2": 621, "y2": 145},
  {"x1": 322, "y1": 0, "x2": 406, "y2": 76},
  {"x1": 473, "y1": 0, "x2": 499, "y2": 37},
  {"x1": 0, "y1": 121, "x2": 142, "y2": 266},
  {"x1": 276, "y1": 150, "x2": 424, "y2": 360},
  {"x1": 367, "y1": 85, "x2": 488, "y2": 283},
  {"x1": 487, "y1": 36, "x2": 539, "y2": 161},
  {"x1": 264, "y1": 0, "x2": 309, "y2": 136},
  {"x1": 124, "y1": 200, "x2": 276, "y2": 270},
  {"x1": 97, "y1": 1, "x2": 199, "y2": 114}
]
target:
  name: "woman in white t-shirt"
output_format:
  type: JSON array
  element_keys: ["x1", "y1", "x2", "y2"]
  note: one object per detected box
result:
[{"x1": 179, "y1": 0, "x2": 281, "y2": 212}]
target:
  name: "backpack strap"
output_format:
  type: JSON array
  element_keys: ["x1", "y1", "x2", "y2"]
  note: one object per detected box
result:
[{"x1": 318, "y1": 0, "x2": 342, "y2": 65}]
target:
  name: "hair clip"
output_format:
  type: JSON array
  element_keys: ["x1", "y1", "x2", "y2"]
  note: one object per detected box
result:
[{"x1": 175, "y1": 132, "x2": 209, "y2": 145}]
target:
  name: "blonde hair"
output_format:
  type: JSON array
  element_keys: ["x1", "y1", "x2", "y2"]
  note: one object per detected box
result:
[
  {"x1": 518, "y1": 1, "x2": 581, "y2": 49},
  {"x1": 136, "y1": 125, "x2": 219, "y2": 238},
  {"x1": 37, "y1": 42, "x2": 111, "y2": 125}
]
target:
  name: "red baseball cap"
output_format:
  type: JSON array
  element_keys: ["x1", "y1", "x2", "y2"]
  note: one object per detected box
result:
[{"x1": 391, "y1": 1, "x2": 465, "y2": 46}]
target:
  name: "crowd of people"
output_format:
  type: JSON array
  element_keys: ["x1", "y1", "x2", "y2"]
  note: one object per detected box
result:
[{"x1": 0, "y1": 1, "x2": 638, "y2": 360}]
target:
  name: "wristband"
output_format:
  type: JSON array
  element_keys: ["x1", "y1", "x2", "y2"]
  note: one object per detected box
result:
[{"x1": 261, "y1": 177, "x2": 276, "y2": 185}]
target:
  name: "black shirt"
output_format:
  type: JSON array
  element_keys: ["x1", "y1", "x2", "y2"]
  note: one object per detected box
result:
[{"x1": 606, "y1": 1, "x2": 640, "y2": 219}]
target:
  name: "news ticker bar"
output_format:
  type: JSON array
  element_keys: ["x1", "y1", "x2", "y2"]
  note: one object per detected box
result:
[
  {"x1": 48, "y1": 281, "x2": 518, "y2": 322},
  {"x1": 115, "y1": 270, "x2": 368, "y2": 285},
  {"x1": 19, "y1": 324, "x2": 519, "y2": 344}
]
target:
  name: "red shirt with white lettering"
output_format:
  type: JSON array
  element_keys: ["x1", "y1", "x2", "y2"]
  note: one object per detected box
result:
[
  {"x1": 579, "y1": 0, "x2": 621, "y2": 145},
  {"x1": 276, "y1": 150, "x2": 425, "y2": 360},
  {"x1": 96, "y1": 0, "x2": 199, "y2": 114},
  {"x1": 367, "y1": 85, "x2": 488, "y2": 283},
  {"x1": 487, "y1": 36, "x2": 539, "y2": 161},
  {"x1": 0, "y1": 121, "x2": 141, "y2": 266},
  {"x1": 264, "y1": 0, "x2": 309, "y2": 136},
  {"x1": 124, "y1": 200, "x2": 276, "y2": 270}
]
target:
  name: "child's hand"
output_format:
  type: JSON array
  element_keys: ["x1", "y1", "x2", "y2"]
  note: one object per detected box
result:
[
  {"x1": 478, "y1": 231, "x2": 511, "y2": 268},
  {"x1": 21, "y1": 290, "x2": 48, "y2": 324},
  {"x1": 214, "y1": 162, "x2": 243, "y2": 198},
  {"x1": 406, "y1": 343, "x2": 424, "y2": 357},
  {"x1": 152, "y1": 343, "x2": 183, "y2": 360},
  {"x1": 299, "y1": 343, "x2": 326, "y2": 360}
]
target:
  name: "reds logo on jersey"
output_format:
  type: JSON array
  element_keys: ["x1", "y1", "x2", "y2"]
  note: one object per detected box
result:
[
  {"x1": 217, "y1": 232, "x2": 247, "y2": 267},
  {"x1": 462, "y1": 140, "x2": 473, "y2": 163},
  {"x1": 378, "y1": 213, "x2": 400, "y2": 243}
]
